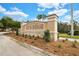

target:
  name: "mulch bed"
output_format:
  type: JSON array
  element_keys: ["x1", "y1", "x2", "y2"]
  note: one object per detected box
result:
[{"x1": 5, "y1": 32, "x2": 79, "y2": 56}]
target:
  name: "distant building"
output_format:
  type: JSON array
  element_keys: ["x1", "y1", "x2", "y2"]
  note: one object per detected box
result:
[{"x1": 20, "y1": 14, "x2": 58, "y2": 41}]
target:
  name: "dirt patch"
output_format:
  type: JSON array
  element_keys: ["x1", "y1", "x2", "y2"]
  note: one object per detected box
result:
[{"x1": 5, "y1": 33, "x2": 79, "y2": 56}]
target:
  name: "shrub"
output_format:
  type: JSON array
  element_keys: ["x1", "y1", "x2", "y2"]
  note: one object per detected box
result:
[
  {"x1": 74, "y1": 40, "x2": 77, "y2": 43},
  {"x1": 72, "y1": 42, "x2": 77, "y2": 48},
  {"x1": 37, "y1": 36, "x2": 40, "y2": 39},
  {"x1": 68, "y1": 31, "x2": 79, "y2": 35},
  {"x1": 25, "y1": 34, "x2": 27, "y2": 38},
  {"x1": 16, "y1": 29, "x2": 19, "y2": 35},
  {"x1": 57, "y1": 44, "x2": 62, "y2": 48},
  {"x1": 31, "y1": 41, "x2": 34, "y2": 43},
  {"x1": 34, "y1": 38, "x2": 37, "y2": 40},
  {"x1": 22, "y1": 34, "x2": 24, "y2": 37},
  {"x1": 29, "y1": 35, "x2": 32, "y2": 39},
  {"x1": 62, "y1": 40, "x2": 65, "y2": 42},
  {"x1": 32, "y1": 35, "x2": 35, "y2": 38},
  {"x1": 57, "y1": 33, "x2": 59, "y2": 39},
  {"x1": 66, "y1": 38, "x2": 68, "y2": 41},
  {"x1": 43, "y1": 30, "x2": 50, "y2": 42},
  {"x1": 74, "y1": 31, "x2": 79, "y2": 35}
]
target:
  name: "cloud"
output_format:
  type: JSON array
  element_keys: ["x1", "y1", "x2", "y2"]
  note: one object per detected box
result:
[
  {"x1": 48, "y1": 9, "x2": 68, "y2": 16},
  {"x1": 0, "y1": 5, "x2": 29, "y2": 17},
  {"x1": 37, "y1": 3, "x2": 67, "y2": 10},
  {"x1": 0, "y1": 5, "x2": 29, "y2": 21},
  {"x1": 0, "y1": 5, "x2": 6, "y2": 13},
  {"x1": 3, "y1": 7, "x2": 29, "y2": 17},
  {"x1": 64, "y1": 15, "x2": 71, "y2": 21},
  {"x1": 4, "y1": 11, "x2": 28, "y2": 17},
  {"x1": 37, "y1": 8, "x2": 45, "y2": 11},
  {"x1": 10, "y1": 7, "x2": 21, "y2": 11},
  {"x1": 61, "y1": 3, "x2": 68, "y2": 7},
  {"x1": 72, "y1": 10, "x2": 79, "y2": 20},
  {"x1": 38, "y1": 3, "x2": 55, "y2": 8},
  {"x1": 74, "y1": 10, "x2": 79, "y2": 16},
  {"x1": 62, "y1": 10, "x2": 79, "y2": 23}
]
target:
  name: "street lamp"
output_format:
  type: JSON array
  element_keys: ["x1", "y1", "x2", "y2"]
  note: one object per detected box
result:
[{"x1": 70, "y1": 3, "x2": 74, "y2": 36}]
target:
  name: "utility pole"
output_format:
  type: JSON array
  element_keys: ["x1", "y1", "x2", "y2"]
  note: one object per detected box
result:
[{"x1": 70, "y1": 3, "x2": 74, "y2": 36}]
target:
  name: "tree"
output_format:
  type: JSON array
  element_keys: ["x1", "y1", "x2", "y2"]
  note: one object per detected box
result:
[
  {"x1": 0, "y1": 16, "x2": 20, "y2": 31},
  {"x1": 73, "y1": 20, "x2": 79, "y2": 31},
  {"x1": 58, "y1": 21, "x2": 79, "y2": 34},
  {"x1": 11, "y1": 21, "x2": 20, "y2": 31},
  {"x1": 36, "y1": 14, "x2": 47, "y2": 20},
  {"x1": 58, "y1": 22, "x2": 70, "y2": 33},
  {"x1": 0, "y1": 22, "x2": 3, "y2": 28},
  {"x1": 0, "y1": 21, "x2": 4, "y2": 31},
  {"x1": 1, "y1": 16, "x2": 13, "y2": 30}
]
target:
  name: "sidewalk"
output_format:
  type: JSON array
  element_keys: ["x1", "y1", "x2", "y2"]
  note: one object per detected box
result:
[{"x1": 59, "y1": 37, "x2": 79, "y2": 42}]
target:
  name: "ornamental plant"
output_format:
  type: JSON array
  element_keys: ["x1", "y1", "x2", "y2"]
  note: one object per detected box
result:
[{"x1": 43, "y1": 30, "x2": 51, "y2": 42}]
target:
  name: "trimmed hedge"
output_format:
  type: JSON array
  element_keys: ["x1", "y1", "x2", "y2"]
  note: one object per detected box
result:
[
  {"x1": 68, "y1": 31, "x2": 79, "y2": 36},
  {"x1": 74, "y1": 31, "x2": 79, "y2": 35}
]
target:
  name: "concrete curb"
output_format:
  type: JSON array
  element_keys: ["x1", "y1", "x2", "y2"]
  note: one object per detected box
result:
[{"x1": 7, "y1": 36, "x2": 56, "y2": 56}]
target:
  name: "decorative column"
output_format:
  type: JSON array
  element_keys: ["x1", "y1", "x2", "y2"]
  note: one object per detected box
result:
[
  {"x1": 47, "y1": 14, "x2": 58, "y2": 41},
  {"x1": 53, "y1": 17, "x2": 58, "y2": 41}
]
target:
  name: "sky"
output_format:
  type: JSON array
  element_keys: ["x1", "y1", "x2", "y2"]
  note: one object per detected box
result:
[{"x1": 0, "y1": 3, "x2": 79, "y2": 23}]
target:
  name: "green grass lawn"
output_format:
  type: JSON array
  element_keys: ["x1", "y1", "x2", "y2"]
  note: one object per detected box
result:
[{"x1": 59, "y1": 33, "x2": 79, "y2": 39}]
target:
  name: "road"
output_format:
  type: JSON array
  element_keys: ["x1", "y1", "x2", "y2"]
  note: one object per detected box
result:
[{"x1": 0, "y1": 32, "x2": 50, "y2": 56}]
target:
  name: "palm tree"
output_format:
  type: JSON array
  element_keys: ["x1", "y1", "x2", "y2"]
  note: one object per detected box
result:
[{"x1": 36, "y1": 14, "x2": 47, "y2": 20}]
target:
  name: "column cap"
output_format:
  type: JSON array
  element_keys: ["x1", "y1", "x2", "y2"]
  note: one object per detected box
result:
[{"x1": 47, "y1": 14, "x2": 58, "y2": 18}]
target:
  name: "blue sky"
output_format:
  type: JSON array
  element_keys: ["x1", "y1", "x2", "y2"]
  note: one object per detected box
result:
[{"x1": 0, "y1": 3, "x2": 79, "y2": 23}]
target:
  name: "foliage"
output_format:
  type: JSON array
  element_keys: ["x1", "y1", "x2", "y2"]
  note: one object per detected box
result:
[
  {"x1": 11, "y1": 21, "x2": 20, "y2": 31},
  {"x1": 59, "y1": 33, "x2": 79, "y2": 39},
  {"x1": 66, "y1": 38, "x2": 68, "y2": 41},
  {"x1": 57, "y1": 33, "x2": 59, "y2": 40},
  {"x1": 0, "y1": 16, "x2": 20, "y2": 31},
  {"x1": 43, "y1": 30, "x2": 50, "y2": 42},
  {"x1": 74, "y1": 31, "x2": 79, "y2": 35},
  {"x1": 0, "y1": 22, "x2": 3, "y2": 28},
  {"x1": 74, "y1": 40, "x2": 77, "y2": 43},
  {"x1": 25, "y1": 34, "x2": 27, "y2": 38},
  {"x1": 1, "y1": 16, "x2": 13, "y2": 29},
  {"x1": 72, "y1": 42, "x2": 77, "y2": 48},
  {"x1": 62, "y1": 40, "x2": 66, "y2": 42},
  {"x1": 16, "y1": 29, "x2": 19, "y2": 35},
  {"x1": 34, "y1": 38, "x2": 37, "y2": 40},
  {"x1": 57, "y1": 44, "x2": 62, "y2": 48},
  {"x1": 28, "y1": 35, "x2": 32, "y2": 39},
  {"x1": 58, "y1": 22, "x2": 70, "y2": 33},
  {"x1": 32, "y1": 35, "x2": 35, "y2": 38},
  {"x1": 58, "y1": 20, "x2": 79, "y2": 34},
  {"x1": 31, "y1": 41, "x2": 34, "y2": 44},
  {"x1": 36, "y1": 14, "x2": 47, "y2": 20}
]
